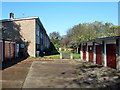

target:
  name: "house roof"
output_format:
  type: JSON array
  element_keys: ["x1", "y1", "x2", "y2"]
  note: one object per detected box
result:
[
  {"x1": 0, "y1": 17, "x2": 39, "y2": 23},
  {"x1": 0, "y1": 16, "x2": 51, "y2": 42},
  {"x1": 73, "y1": 35, "x2": 120, "y2": 44}
]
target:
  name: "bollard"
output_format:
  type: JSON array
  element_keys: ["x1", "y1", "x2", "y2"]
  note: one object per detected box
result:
[
  {"x1": 70, "y1": 53, "x2": 73, "y2": 59},
  {"x1": 60, "y1": 53, "x2": 62, "y2": 59}
]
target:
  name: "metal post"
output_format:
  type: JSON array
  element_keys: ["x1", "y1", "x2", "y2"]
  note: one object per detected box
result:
[
  {"x1": 81, "y1": 43, "x2": 83, "y2": 60},
  {"x1": 116, "y1": 39, "x2": 120, "y2": 70},
  {"x1": 93, "y1": 42, "x2": 96, "y2": 64},
  {"x1": 86, "y1": 43, "x2": 89, "y2": 62}
]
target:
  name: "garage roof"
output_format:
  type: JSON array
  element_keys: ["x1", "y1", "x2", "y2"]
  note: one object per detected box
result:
[{"x1": 73, "y1": 36, "x2": 120, "y2": 44}]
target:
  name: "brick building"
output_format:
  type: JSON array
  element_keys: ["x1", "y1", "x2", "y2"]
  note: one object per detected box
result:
[{"x1": 0, "y1": 13, "x2": 51, "y2": 57}]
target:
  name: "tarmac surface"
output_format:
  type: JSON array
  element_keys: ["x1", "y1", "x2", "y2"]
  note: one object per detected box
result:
[
  {"x1": 2, "y1": 60, "x2": 33, "y2": 88},
  {"x1": 23, "y1": 60, "x2": 80, "y2": 88},
  {"x1": 2, "y1": 59, "x2": 120, "y2": 89}
]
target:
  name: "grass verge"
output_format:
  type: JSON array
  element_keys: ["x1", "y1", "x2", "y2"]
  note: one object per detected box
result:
[
  {"x1": 28, "y1": 54, "x2": 60, "y2": 59},
  {"x1": 28, "y1": 51, "x2": 80, "y2": 59}
]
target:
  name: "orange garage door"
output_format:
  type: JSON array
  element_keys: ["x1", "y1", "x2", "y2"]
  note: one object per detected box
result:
[
  {"x1": 0, "y1": 42, "x2": 2, "y2": 62},
  {"x1": 4, "y1": 42, "x2": 10, "y2": 61},
  {"x1": 11, "y1": 43, "x2": 15, "y2": 59}
]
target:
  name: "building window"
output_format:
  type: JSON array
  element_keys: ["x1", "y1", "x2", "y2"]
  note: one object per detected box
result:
[
  {"x1": 36, "y1": 44, "x2": 40, "y2": 50},
  {"x1": 37, "y1": 30, "x2": 39, "y2": 36},
  {"x1": 40, "y1": 33, "x2": 42, "y2": 38}
]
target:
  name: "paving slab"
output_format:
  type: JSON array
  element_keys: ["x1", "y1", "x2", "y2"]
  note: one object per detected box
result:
[
  {"x1": 2, "y1": 60, "x2": 33, "y2": 88},
  {"x1": 23, "y1": 60, "x2": 120, "y2": 88},
  {"x1": 23, "y1": 60, "x2": 80, "y2": 88},
  {"x1": 2, "y1": 80, "x2": 23, "y2": 88},
  {"x1": 2, "y1": 59, "x2": 120, "y2": 89}
]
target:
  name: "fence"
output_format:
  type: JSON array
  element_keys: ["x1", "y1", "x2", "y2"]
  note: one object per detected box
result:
[{"x1": 0, "y1": 39, "x2": 19, "y2": 62}]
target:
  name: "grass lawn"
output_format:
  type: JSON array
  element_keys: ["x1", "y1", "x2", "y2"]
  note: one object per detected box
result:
[
  {"x1": 44, "y1": 54, "x2": 60, "y2": 59},
  {"x1": 29, "y1": 54, "x2": 60, "y2": 59},
  {"x1": 29, "y1": 51, "x2": 80, "y2": 59},
  {"x1": 73, "y1": 53, "x2": 80, "y2": 59},
  {"x1": 61, "y1": 51, "x2": 80, "y2": 59}
]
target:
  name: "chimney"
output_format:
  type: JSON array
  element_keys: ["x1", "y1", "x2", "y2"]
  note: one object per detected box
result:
[{"x1": 10, "y1": 13, "x2": 14, "y2": 19}]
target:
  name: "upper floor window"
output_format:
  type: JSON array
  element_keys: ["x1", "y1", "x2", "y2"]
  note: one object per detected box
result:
[{"x1": 37, "y1": 30, "x2": 39, "y2": 36}]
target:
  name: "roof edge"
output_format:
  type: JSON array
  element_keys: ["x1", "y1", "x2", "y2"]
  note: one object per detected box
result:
[
  {"x1": 73, "y1": 36, "x2": 120, "y2": 44},
  {"x1": 0, "y1": 16, "x2": 39, "y2": 22}
]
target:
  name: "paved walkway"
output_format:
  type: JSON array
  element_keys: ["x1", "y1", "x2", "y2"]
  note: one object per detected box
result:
[
  {"x1": 2, "y1": 59, "x2": 120, "y2": 89},
  {"x1": 23, "y1": 60, "x2": 80, "y2": 88},
  {"x1": 2, "y1": 60, "x2": 33, "y2": 88}
]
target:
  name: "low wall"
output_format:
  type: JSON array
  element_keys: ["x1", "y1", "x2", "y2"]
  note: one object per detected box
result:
[{"x1": 60, "y1": 53, "x2": 73, "y2": 59}]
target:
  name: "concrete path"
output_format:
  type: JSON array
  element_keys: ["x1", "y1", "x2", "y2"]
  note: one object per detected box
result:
[
  {"x1": 2, "y1": 59, "x2": 120, "y2": 88},
  {"x1": 23, "y1": 60, "x2": 80, "y2": 88},
  {"x1": 2, "y1": 60, "x2": 33, "y2": 88}
]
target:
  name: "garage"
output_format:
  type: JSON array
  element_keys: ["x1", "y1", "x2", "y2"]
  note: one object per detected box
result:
[
  {"x1": 11, "y1": 43, "x2": 15, "y2": 59},
  {"x1": 82, "y1": 45, "x2": 86, "y2": 60},
  {"x1": 4, "y1": 42, "x2": 10, "y2": 61},
  {"x1": 74, "y1": 36, "x2": 120, "y2": 70},
  {"x1": 0, "y1": 40, "x2": 3, "y2": 62},
  {"x1": 88, "y1": 45, "x2": 94, "y2": 63},
  {"x1": 106, "y1": 44, "x2": 116, "y2": 69},
  {"x1": 96, "y1": 45, "x2": 102, "y2": 65}
]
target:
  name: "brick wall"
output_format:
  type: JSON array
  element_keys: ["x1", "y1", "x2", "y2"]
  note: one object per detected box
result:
[{"x1": 2, "y1": 19, "x2": 36, "y2": 57}]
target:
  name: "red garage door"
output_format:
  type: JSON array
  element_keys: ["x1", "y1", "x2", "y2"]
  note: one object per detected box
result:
[
  {"x1": 0, "y1": 42, "x2": 2, "y2": 62},
  {"x1": 11, "y1": 43, "x2": 15, "y2": 59},
  {"x1": 4, "y1": 43, "x2": 10, "y2": 61},
  {"x1": 96, "y1": 45, "x2": 102, "y2": 65},
  {"x1": 88, "y1": 45, "x2": 93, "y2": 63},
  {"x1": 83, "y1": 45, "x2": 86, "y2": 60},
  {"x1": 106, "y1": 44, "x2": 116, "y2": 69}
]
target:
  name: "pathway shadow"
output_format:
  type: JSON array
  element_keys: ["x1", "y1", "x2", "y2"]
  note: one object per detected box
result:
[{"x1": 2, "y1": 57, "x2": 28, "y2": 70}]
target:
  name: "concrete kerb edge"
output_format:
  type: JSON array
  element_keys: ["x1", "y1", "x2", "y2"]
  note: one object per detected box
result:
[
  {"x1": 21, "y1": 61, "x2": 34, "y2": 88},
  {"x1": 25, "y1": 58, "x2": 82, "y2": 61}
]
